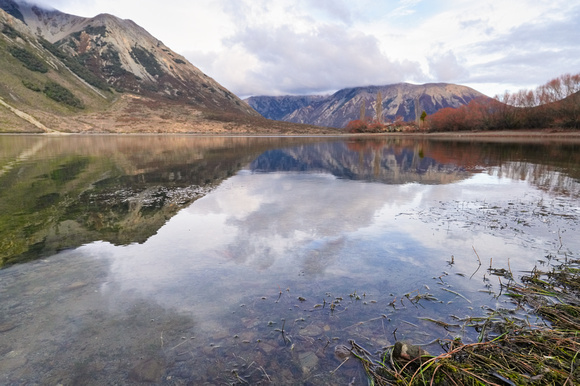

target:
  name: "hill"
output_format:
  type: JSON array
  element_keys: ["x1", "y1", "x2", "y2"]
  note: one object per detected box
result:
[
  {"x1": 246, "y1": 83, "x2": 487, "y2": 128},
  {"x1": 0, "y1": 1, "x2": 340, "y2": 134}
]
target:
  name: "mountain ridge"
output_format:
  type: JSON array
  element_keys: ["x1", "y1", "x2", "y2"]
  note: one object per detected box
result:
[
  {"x1": 3, "y1": 1, "x2": 341, "y2": 134},
  {"x1": 6, "y1": 1, "x2": 256, "y2": 114},
  {"x1": 246, "y1": 82, "x2": 487, "y2": 128}
]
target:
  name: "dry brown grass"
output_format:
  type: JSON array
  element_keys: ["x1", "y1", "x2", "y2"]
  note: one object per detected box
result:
[{"x1": 352, "y1": 259, "x2": 580, "y2": 385}]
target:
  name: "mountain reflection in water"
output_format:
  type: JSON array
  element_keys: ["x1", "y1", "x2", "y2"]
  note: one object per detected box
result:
[
  {"x1": 251, "y1": 140, "x2": 471, "y2": 184},
  {"x1": 1, "y1": 135, "x2": 579, "y2": 267},
  {"x1": 0, "y1": 135, "x2": 331, "y2": 266},
  {"x1": 0, "y1": 135, "x2": 579, "y2": 385}
]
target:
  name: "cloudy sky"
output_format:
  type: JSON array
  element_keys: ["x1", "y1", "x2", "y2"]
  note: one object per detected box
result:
[{"x1": 31, "y1": 0, "x2": 580, "y2": 98}]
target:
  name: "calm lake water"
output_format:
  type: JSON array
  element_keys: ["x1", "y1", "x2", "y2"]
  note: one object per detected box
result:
[{"x1": 1, "y1": 135, "x2": 579, "y2": 385}]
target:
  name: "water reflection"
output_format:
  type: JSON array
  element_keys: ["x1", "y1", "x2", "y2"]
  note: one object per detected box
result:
[
  {"x1": 1, "y1": 135, "x2": 580, "y2": 384},
  {"x1": 0, "y1": 135, "x2": 332, "y2": 266},
  {"x1": 251, "y1": 140, "x2": 471, "y2": 184},
  {"x1": 252, "y1": 138, "x2": 580, "y2": 195},
  {"x1": 2, "y1": 136, "x2": 579, "y2": 268}
]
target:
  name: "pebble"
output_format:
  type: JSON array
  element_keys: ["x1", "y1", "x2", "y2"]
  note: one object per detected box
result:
[
  {"x1": 334, "y1": 344, "x2": 351, "y2": 361},
  {"x1": 65, "y1": 281, "x2": 87, "y2": 291},
  {"x1": 299, "y1": 324, "x2": 322, "y2": 337},
  {"x1": 129, "y1": 358, "x2": 164, "y2": 383},
  {"x1": 0, "y1": 322, "x2": 18, "y2": 333},
  {"x1": 392, "y1": 341, "x2": 428, "y2": 361},
  {"x1": 298, "y1": 351, "x2": 319, "y2": 373}
]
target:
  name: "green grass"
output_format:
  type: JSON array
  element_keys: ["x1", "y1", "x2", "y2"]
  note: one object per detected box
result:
[
  {"x1": 43, "y1": 81, "x2": 85, "y2": 109},
  {"x1": 9, "y1": 45, "x2": 49, "y2": 73}
]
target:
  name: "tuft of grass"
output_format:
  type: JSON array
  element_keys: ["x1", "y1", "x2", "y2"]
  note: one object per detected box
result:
[{"x1": 353, "y1": 258, "x2": 580, "y2": 385}]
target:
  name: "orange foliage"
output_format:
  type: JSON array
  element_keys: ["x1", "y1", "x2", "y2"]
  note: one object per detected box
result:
[
  {"x1": 346, "y1": 119, "x2": 369, "y2": 133},
  {"x1": 427, "y1": 72, "x2": 580, "y2": 131}
]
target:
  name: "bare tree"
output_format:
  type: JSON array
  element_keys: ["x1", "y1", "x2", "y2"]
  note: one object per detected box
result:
[
  {"x1": 414, "y1": 97, "x2": 421, "y2": 125},
  {"x1": 360, "y1": 99, "x2": 366, "y2": 121},
  {"x1": 375, "y1": 91, "x2": 382, "y2": 124}
]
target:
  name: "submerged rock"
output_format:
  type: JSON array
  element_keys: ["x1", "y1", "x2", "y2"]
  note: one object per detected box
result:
[
  {"x1": 392, "y1": 341, "x2": 428, "y2": 361},
  {"x1": 0, "y1": 322, "x2": 18, "y2": 333},
  {"x1": 334, "y1": 344, "x2": 351, "y2": 361},
  {"x1": 298, "y1": 351, "x2": 319, "y2": 373},
  {"x1": 299, "y1": 324, "x2": 322, "y2": 337},
  {"x1": 129, "y1": 358, "x2": 164, "y2": 383}
]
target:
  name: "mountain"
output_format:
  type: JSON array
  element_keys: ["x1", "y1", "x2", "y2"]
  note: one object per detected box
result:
[
  {"x1": 244, "y1": 95, "x2": 327, "y2": 121},
  {"x1": 1, "y1": 1, "x2": 339, "y2": 134},
  {"x1": 246, "y1": 83, "x2": 487, "y2": 128}
]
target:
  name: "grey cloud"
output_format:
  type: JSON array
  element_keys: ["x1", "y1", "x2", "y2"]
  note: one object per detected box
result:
[
  {"x1": 181, "y1": 50, "x2": 219, "y2": 76},
  {"x1": 219, "y1": 0, "x2": 251, "y2": 25},
  {"x1": 428, "y1": 50, "x2": 469, "y2": 82},
  {"x1": 469, "y1": 47, "x2": 580, "y2": 87},
  {"x1": 483, "y1": 11, "x2": 579, "y2": 52},
  {"x1": 24, "y1": 0, "x2": 88, "y2": 12},
  {"x1": 466, "y1": 5, "x2": 580, "y2": 86},
  {"x1": 226, "y1": 24, "x2": 424, "y2": 95},
  {"x1": 304, "y1": 0, "x2": 353, "y2": 25},
  {"x1": 459, "y1": 18, "x2": 494, "y2": 35}
]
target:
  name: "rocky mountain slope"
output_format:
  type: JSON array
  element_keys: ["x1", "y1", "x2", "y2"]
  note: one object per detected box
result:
[
  {"x1": 244, "y1": 95, "x2": 327, "y2": 121},
  {"x1": 2, "y1": 1, "x2": 338, "y2": 134},
  {"x1": 247, "y1": 83, "x2": 487, "y2": 128}
]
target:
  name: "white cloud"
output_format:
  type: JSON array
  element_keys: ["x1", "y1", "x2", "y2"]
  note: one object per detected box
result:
[
  {"x1": 428, "y1": 50, "x2": 469, "y2": 82},
  {"x1": 209, "y1": 24, "x2": 424, "y2": 96},
  {"x1": 19, "y1": 0, "x2": 580, "y2": 97}
]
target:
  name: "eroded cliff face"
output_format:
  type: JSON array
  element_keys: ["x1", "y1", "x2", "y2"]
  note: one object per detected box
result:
[{"x1": 248, "y1": 83, "x2": 487, "y2": 128}]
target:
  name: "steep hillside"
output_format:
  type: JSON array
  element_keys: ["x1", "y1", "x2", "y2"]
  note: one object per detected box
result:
[
  {"x1": 244, "y1": 95, "x2": 326, "y2": 121},
  {"x1": 2, "y1": 1, "x2": 331, "y2": 134},
  {"x1": 2, "y1": 0, "x2": 256, "y2": 114},
  {"x1": 248, "y1": 83, "x2": 487, "y2": 128}
]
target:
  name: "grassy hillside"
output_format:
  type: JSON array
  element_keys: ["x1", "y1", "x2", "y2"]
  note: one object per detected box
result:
[{"x1": 0, "y1": 19, "x2": 118, "y2": 132}]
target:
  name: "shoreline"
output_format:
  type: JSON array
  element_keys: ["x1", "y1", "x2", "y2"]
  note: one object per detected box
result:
[{"x1": 2, "y1": 129, "x2": 580, "y2": 141}]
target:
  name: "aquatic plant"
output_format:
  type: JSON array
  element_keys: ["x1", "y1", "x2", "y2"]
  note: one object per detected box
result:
[{"x1": 352, "y1": 258, "x2": 580, "y2": 385}]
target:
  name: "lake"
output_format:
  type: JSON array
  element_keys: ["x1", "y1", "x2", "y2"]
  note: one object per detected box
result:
[{"x1": 1, "y1": 134, "x2": 579, "y2": 385}]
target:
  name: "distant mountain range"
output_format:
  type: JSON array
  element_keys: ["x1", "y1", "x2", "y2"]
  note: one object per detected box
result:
[{"x1": 246, "y1": 83, "x2": 487, "y2": 128}]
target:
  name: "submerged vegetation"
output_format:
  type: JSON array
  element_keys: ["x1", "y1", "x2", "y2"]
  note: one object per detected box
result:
[{"x1": 351, "y1": 257, "x2": 580, "y2": 385}]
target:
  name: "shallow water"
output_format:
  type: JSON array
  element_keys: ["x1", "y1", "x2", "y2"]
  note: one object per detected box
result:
[{"x1": 1, "y1": 135, "x2": 579, "y2": 384}]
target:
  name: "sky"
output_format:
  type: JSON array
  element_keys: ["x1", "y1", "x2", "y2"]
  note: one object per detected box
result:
[{"x1": 29, "y1": 0, "x2": 580, "y2": 98}]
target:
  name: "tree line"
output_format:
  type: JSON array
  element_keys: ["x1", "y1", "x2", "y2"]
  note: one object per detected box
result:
[
  {"x1": 346, "y1": 90, "x2": 418, "y2": 133},
  {"x1": 427, "y1": 73, "x2": 580, "y2": 131}
]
